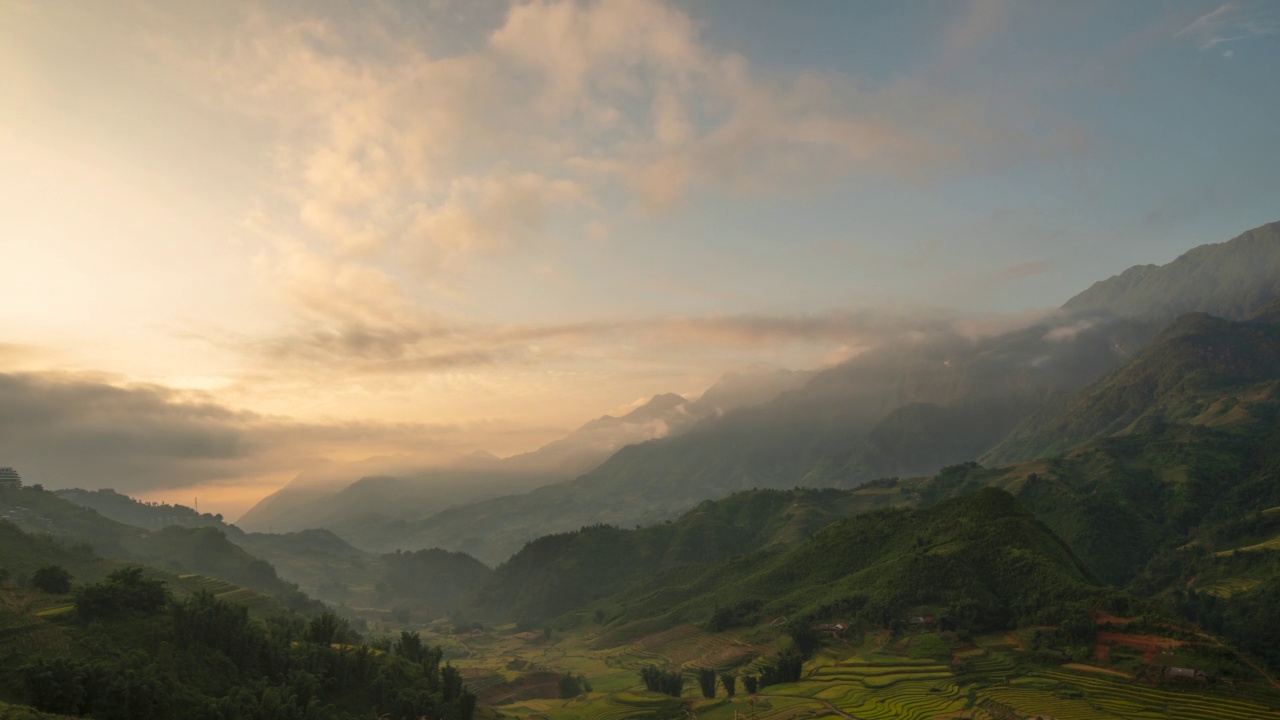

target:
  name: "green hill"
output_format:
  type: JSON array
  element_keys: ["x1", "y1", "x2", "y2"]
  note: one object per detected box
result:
[
  {"x1": 0, "y1": 487, "x2": 319, "y2": 613},
  {"x1": 352, "y1": 314, "x2": 1152, "y2": 565},
  {"x1": 47, "y1": 487, "x2": 496, "y2": 620},
  {"x1": 472, "y1": 486, "x2": 913, "y2": 624},
  {"x1": 474, "y1": 488, "x2": 1102, "y2": 640},
  {"x1": 985, "y1": 305, "x2": 1280, "y2": 465},
  {"x1": 0, "y1": 520, "x2": 108, "y2": 586},
  {"x1": 53, "y1": 488, "x2": 223, "y2": 530},
  {"x1": 0, "y1": 527, "x2": 483, "y2": 719},
  {"x1": 591, "y1": 489, "x2": 1101, "y2": 633}
]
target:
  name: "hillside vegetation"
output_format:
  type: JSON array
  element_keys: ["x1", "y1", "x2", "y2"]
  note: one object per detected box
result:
[
  {"x1": 0, "y1": 515, "x2": 494, "y2": 720},
  {"x1": 1, "y1": 487, "x2": 320, "y2": 614},
  {"x1": 987, "y1": 300, "x2": 1280, "y2": 464}
]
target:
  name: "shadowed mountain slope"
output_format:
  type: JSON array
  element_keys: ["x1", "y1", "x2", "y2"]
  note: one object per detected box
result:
[
  {"x1": 1064, "y1": 221, "x2": 1280, "y2": 321},
  {"x1": 985, "y1": 299, "x2": 1280, "y2": 466},
  {"x1": 478, "y1": 488, "x2": 1101, "y2": 637}
]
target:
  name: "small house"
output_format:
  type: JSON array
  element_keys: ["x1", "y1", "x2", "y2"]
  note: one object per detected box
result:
[{"x1": 1163, "y1": 667, "x2": 1208, "y2": 682}]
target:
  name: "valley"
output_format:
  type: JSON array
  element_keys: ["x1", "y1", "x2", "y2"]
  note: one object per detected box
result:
[{"x1": 5, "y1": 222, "x2": 1280, "y2": 720}]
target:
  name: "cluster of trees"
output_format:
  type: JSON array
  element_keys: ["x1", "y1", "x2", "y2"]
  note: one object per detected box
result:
[
  {"x1": 757, "y1": 650, "x2": 804, "y2": 688},
  {"x1": 696, "y1": 668, "x2": 716, "y2": 698},
  {"x1": 16, "y1": 576, "x2": 477, "y2": 720},
  {"x1": 74, "y1": 567, "x2": 168, "y2": 620},
  {"x1": 638, "y1": 666, "x2": 683, "y2": 697},
  {"x1": 691, "y1": 669, "x2": 744, "y2": 699},
  {"x1": 706, "y1": 599, "x2": 763, "y2": 632},
  {"x1": 558, "y1": 672, "x2": 591, "y2": 698},
  {"x1": 32, "y1": 565, "x2": 72, "y2": 594}
]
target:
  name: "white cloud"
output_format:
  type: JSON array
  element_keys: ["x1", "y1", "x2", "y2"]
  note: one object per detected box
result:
[{"x1": 1177, "y1": 2, "x2": 1279, "y2": 50}]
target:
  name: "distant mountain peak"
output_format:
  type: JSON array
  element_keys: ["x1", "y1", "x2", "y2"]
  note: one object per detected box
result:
[{"x1": 1063, "y1": 220, "x2": 1280, "y2": 321}]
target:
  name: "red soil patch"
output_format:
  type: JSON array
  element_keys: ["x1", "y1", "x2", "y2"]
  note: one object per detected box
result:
[
  {"x1": 1093, "y1": 644, "x2": 1110, "y2": 661},
  {"x1": 1093, "y1": 613, "x2": 1132, "y2": 626},
  {"x1": 1096, "y1": 632, "x2": 1184, "y2": 654}
]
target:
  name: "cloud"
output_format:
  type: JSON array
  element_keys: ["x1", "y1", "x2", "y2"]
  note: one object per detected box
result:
[
  {"x1": 1043, "y1": 318, "x2": 1098, "y2": 342},
  {"x1": 239, "y1": 302, "x2": 1055, "y2": 384},
  {"x1": 993, "y1": 260, "x2": 1051, "y2": 282},
  {"x1": 111, "y1": 0, "x2": 1086, "y2": 397},
  {"x1": 0, "y1": 371, "x2": 519, "y2": 499},
  {"x1": 1177, "y1": 2, "x2": 1279, "y2": 49},
  {"x1": 174, "y1": 0, "x2": 1064, "y2": 267}
]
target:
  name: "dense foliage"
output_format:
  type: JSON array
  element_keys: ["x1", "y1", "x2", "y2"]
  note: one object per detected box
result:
[
  {"x1": 638, "y1": 667, "x2": 684, "y2": 698},
  {"x1": 14, "y1": 587, "x2": 477, "y2": 720}
]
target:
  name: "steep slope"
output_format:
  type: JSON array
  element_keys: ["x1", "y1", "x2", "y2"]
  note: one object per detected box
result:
[
  {"x1": 355, "y1": 315, "x2": 1152, "y2": 562},
  {"x1": 0, "y1": 519, "x2": 109, "y2": 584},
  {"x1": 986, "y1": 304, "x2": 1280, "y2": 465},
  {"x1": 516, "y1": 489, "x2": 1101, "y2": 636},
  {"x1": 470, "y1": 486, "x2": 914, "y2": 623},
  {"x1": 1064, "y1": 220, "x2": 1280, "y2": 321},
  {"x1": 0, "y1": 523, "x2": 481, "y2": 720},
  {"x1": 908, "y1": 303, "x2": 1280, "y2": 588},
  {"x1": 237, "y1": 370, "x2": 807, "y2": 534},
  {"x1": 0, "y1": 487, "x2": 317, "y2": 611},
  {"x1": 51, "y1": 486, "x2": 491, "y2": 616},
  {"x1": 55, "y1": 488, "x2": 226, "y2": 529},
  {"x1": 236, "y1": 466, "x2": 558, "y2": 535}
]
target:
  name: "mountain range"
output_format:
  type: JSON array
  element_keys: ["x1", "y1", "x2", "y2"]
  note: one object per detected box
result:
[{"x1": 232, "y1": 221, "x2": 1280, "y2": 565}]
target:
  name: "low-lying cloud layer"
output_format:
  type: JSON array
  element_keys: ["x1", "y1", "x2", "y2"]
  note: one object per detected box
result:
[{"x1": 0, "y1": 370, "x2": 544, "y2": 514}]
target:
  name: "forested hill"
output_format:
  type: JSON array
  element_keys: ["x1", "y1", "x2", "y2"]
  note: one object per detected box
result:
[
  {"x1": 483, "y1": 488, "x2": 1104, "y2": 639},
  {"x1": 48, "y1": 486, "x2": 495, "y2": 621},
  {"x1": 1063, "y1": 220, "x2": 1280, "y2": 321},
  {"x1": 985, "y1": 298, "x2": 1280, "y2": 465},
  {"x1": 470, "y1": 486, "x2": 915, "y2": 623},
  {"x1": 0, "y1": 486, "x2": 318, "y2": 613},
  {"x1": 352, "y1": 313, "x2": 1154, "y2": 564},
  {"x1": 0, "y1": 521, "x2": 483, "y2": 720},
  {"x1": 55, "y1": 487, "x2": 228, "y2": 530}
]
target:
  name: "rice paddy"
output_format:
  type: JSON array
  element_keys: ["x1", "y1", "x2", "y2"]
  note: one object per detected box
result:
[{"x1": 458, "y1": 625, "x2": 1280, "y2": 720}]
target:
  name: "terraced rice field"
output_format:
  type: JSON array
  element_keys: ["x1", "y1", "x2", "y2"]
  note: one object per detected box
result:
[
  {"x1": 1200, "y1": 578, "x2": 1262, "y2": 597},
  {"x1": 170, "y1": 574, "x2": 281, "y2": 615},
  {"x1": 801, "y1": 655, "x2": 965, "y2": 720},
  {"x1": 615, "y1": 624, "x2": 761, "y2": 671},
  {"x1": 451, "y1": 621, "x2": 1280, "y2": 720},
  {"x1": 1214, "y1": 535, "x2": 1280, "y2": 556}
]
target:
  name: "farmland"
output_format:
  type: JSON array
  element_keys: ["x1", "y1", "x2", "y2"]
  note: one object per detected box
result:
[{"x1": 430, "y1": 622, "x2": 1280, "y2": 720}]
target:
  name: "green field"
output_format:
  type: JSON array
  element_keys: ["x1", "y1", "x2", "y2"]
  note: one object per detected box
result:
[{"x1": 443, "y1": 625, "x2": 1280, "y2": 720}]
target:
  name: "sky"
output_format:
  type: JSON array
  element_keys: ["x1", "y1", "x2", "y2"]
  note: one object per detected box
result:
[{"x1": 2, "y1": 0, "x2": 1278, "y2": 517}]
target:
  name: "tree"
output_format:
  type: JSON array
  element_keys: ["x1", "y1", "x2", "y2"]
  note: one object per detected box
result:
[
  {"x1": 698, "y1": 667, "x2": 716, "y2": 699},
  {"x1": 32, "y1": 565, "x2": 72, "y2": 594},
  {"x1": 559, "y1": 672, "x2": 591, "y2": 698},
  {"x1": 640, "y1": 666, "x2": 684, "y2": 697},
  {"x1": 394, "y1": 630, "x2": 423, "y2": 662},
  {"x1": 742, "y1": 675, "x2": 759, "y2": 695},
  {"x1": 305, "y1": 611, "x2": 350, "y2": 645},
  {"x1": 74, "y1": 567, "x2": 167, "y2": 619},
  {"x1": 785, "y1": 619, "x2": 822, "y2": 658},
  {"x1": 720, "y1": 673, "x2": 736, "y2": 697}
]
